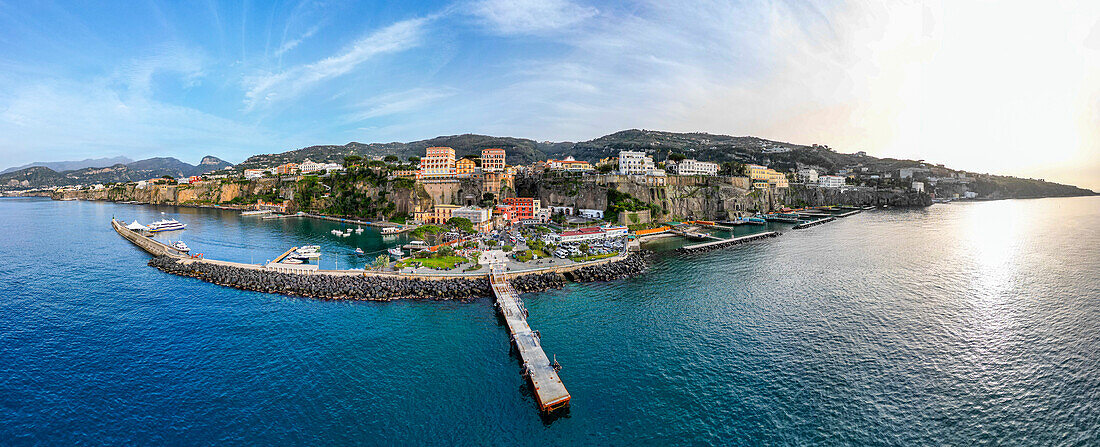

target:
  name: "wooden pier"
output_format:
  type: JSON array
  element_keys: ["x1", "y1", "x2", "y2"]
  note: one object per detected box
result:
[{"x1": 489, "y1": 265, "x2": 571, "y2": 414}]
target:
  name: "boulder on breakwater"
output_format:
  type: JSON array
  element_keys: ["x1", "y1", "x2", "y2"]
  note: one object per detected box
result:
[{"x1": 564, "y1": 251, "x2": 651, "y2": 283}]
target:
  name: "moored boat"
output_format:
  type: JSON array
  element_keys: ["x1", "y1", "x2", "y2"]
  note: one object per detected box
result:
[
  {"x1": 387, "y1": 247, "x2": 404, "y2": 257},
  {"x1": 172, "y1": 241, "x2": 191, "y2": 252},
  {"x1": 147, "y1": 219, "x2": 186, "y2": 232}
]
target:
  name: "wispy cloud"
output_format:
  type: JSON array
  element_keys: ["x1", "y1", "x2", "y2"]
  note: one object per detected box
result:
[
  {"x1": 275, "y1": 24, "x2": 321, "y2": 57},
  {"x1": 470, "y1": 0, "x2": 598, "y2": 34},
  {"x1": 244, "y1": 17, "x2": 428, "y2": 110},
  {"x1": 345, "y1": 87, "x2": 458, "y2": 122}
]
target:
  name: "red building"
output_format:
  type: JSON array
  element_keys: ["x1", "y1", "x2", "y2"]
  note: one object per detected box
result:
[{"x1": 502, "y1": 197, "x2": 540, "y2": 220}]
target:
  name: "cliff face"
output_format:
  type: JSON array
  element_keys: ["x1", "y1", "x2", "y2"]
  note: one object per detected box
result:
[
  {"x1": 50, "y1": 178, "x2": 291, "y2": 206},
  {"x1": 781, "y1": 185, "x2": 932, "y2": 207}
]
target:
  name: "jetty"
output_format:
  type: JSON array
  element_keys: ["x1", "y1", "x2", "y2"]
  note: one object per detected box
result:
[
  {"x1": 792, "y1": 217, "x2": 836, "y2": 229},
  {"x1": 677, "y1": 231, "x2": 778, "y2": 254},
  {"x1": 834, "y1": 209, "x2": 863, "y2": 218},
  {"x1": 490, "y1": 265, "x2": 570, "y2": 415}
]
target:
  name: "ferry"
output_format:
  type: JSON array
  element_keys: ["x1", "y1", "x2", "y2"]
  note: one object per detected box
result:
[
  {"x1": 147, "y1": 219, "x2": 186, "y2": 232},
  {"x1": 172, "y1": 241, "x2": 191, "y2": 253}
]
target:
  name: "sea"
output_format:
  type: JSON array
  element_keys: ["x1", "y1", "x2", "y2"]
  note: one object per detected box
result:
[{"x1": 1, "y1": 196, "x2": 1098, "y2": 445}]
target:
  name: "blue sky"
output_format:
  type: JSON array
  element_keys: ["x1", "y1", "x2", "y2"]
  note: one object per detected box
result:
[{"x1": 1, "y1": 1, "x2": 1098, "y2": 189}]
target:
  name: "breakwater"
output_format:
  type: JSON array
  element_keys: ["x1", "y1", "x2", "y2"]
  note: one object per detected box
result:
[
  {"x1": 565, "y1": 251, "x2": 651, "y2": 282},
  {"x1": 676, "y1": 231, "x2": 779, "y2": 254}
]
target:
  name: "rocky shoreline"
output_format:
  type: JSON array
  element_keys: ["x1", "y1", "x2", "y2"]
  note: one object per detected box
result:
[{"x1": 147, "y1": 251, "x2": 651, "y2": 301}]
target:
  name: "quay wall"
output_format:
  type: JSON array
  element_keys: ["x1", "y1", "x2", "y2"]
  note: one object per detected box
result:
[{"x1": 675, "y1": 232, "x2": 779, "y2": 254}]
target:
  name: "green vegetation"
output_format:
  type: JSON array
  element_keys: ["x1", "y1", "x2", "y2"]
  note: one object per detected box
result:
[
  {"x1": 502, "y1": 245, "x2": 513, "y2": 252},
  {"x1": 447, "y1": 217, "x2": 474, "y2": 234},
  {"x1": 411, "y1": 224, "x2": 445, "y2": 242},
  {"x1": 607, "y1": 188, "x2": 662, "y2": 217},
  {"x1": 514, "y1": 250, "x2": 533, "y2": 262},
  {"x1": 397, "y1": 256, "x2": 467, "y2": 270},
  {"x1": 668, "y1": 152, "x2": 686, "y2": 162}
]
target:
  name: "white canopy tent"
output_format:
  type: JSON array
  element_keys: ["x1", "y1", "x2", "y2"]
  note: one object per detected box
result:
[{"x1": 126, "y1": 220, "x2": 148, "y2": 231}]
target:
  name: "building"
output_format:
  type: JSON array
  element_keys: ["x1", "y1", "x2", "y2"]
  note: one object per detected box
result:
[
  {"x1": 452, "y1": 206, "x2": 493, "y2": 233},
  {"x1": 187, "y1": 176, "x2": 202, "y2": 184},
  {"x1": 668, "y1": 159, "x2": 718, "y2": 176},
  {"x1": 456, "y1": 158, "x2": 476, "y2": 177},
  {"x1": 419, "y1": 147, "x2": 456, "y2": 179},
  {"x1": 243, "y1": 169, "x2": 267, "y2": 180},
  {"x1": 299, "y1": 159, "x2": 324, "y2": 174},
  {"x1": 797, "y1": 168, "x2": 819, "y2": 184},
  {"x1": 911, "y1": 181, "x2": 924, "y2": 193},
  {"x1": 481, "y1": 148, "x2": 506, "y2": 172},
  {"x1": 818, "y1": 175, "x2": 846, "y2": 188},
  {"x1": 578, "y1": 209, "x2": 603, "y2": 219},
  {"x1": 547, "y1": 156, "x2": 593, "y2": 172},
  {"x1": 414, "y1": 204, "x2": 460, "y2": 224},
  {"x1": 552, "y1": 225, "x2": 629, "y2": 244},
  {"x1": 747, "y1": 164, "x2": 789, "y2": 189},
  {"x1": 618, "y1": 150, "x2": 655, "y2": 175},
  {"x1": 275, "y1": 163, "x2": 299, "y2": 175},
  {"x1": 502, "y1": 197, "x2": 541, "y2": 221}
]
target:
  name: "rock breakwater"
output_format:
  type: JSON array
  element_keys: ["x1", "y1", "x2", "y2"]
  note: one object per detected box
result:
[{"x1": 564, "y1": 252, "x2": 651, "y2": 282}]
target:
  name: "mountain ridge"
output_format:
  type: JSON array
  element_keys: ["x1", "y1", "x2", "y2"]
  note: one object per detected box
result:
[{"x1": 1, "y1": 156, "x2": 134, "y2": 174}]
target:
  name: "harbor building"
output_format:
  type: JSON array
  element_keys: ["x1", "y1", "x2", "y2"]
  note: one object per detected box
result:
[
  {"x1": 481, "y1": 148, "x2": 506, "y2": 172},
  {"x1": 419, "y1": 147, "x2": 457, "y2": 179},
  {"x1": 452, "y1": 206, "x2": 493, "y2": 233}
]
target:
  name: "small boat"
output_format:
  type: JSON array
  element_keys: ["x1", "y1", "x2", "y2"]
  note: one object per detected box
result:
[
  {"x1": 172, "y1": 241, "x2": 191, "y2": 252},
  {"x1": 381, "y1": 226, "x2": 401, "y2": 235},
  {"x1": 388, "y1": 247, "x2": 404, "y2": 257},
  {"x1": 331, "y1": 229, "x2": 342, "y2": 235},
  {"x1": 355, "y1": 226, "x2": 364, "y2": 233},
  {"x1": 355, "y1": 248, "x2": 364, "y2": 255},
  {"x1": 240, "y1": 209, "x2": 273, "y2": 216},
  {"x1": 291, "y1": 250, "x2": 320, "y2": 260},
  {"x1": 281, "y1": 258, "x2": 304, "y2": 264},
  {"x1": 147, "y1": 219, "x2": 186, "y2": 232}
]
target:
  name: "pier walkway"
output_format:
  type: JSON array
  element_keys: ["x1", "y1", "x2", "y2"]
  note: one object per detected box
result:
[
  {"x1": 792, "y1": 217, "x2": 836, "y2": 229},
  {"x1": 489, "y1": 265, "x2": 570, "y2": 414},
  {"x1": 678, "y1": 231, "x2": 779, "y2": 253}
]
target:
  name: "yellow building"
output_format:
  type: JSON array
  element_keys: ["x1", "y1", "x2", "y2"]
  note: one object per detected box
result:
[
  {"x1": 456, "y1": 158, "x2": 476, "y2": 177},
  {"x1": 748, "y1": 164, "x2": 789, "y2": 189},
  {"x1": 414, "y1": 204, "x2": 460, "y2": 224}
]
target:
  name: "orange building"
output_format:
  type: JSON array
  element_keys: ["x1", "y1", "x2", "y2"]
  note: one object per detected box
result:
[
  {"x1": 419, "y1": 147, "x2": 456, "y2": 179},
  {"x1": 502, "y1": 197, "x2": 540, "y2": 220},
  {"x1": 276, "y1": 163, "x2": 299, "y2": 175}
]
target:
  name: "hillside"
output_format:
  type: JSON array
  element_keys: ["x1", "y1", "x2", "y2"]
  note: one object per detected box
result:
[
  {"x1": 0, "y1": 156, "x2": 232, "y2": 190},
  {"x1": 1, "y1": 156, "x2": 134, "y2": 174}
]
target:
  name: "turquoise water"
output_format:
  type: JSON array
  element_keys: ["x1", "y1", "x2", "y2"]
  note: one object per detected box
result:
[{"x1": 1, "y1": 196, "x2": 1098, "y2": 444}]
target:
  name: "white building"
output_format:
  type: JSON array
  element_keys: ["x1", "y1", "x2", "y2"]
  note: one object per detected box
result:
[
  {"x1": 244, "y1": 169, "x2": 267, "y2": 180},
  {"x1": 618, "y1": 150, "x2": 655, "y2": 175},
  {"x1": 669, "y1": 159, "x2": 718, "y2": 176},
  {"x1": 818, "y1": 175, "x2": 846, "y2": 188},
  {"x1": 451, "y1": 206, "x2": 493, "y2": 233},
  {"x1": 797, "y1": 168, "x2": 819, "y2": 184},
  {"x1": 911, "y1": 181, "x2": 924, "y2": 193},
  {"x1": 578, "y1": 209, "x2": 604, "y2": 219}
]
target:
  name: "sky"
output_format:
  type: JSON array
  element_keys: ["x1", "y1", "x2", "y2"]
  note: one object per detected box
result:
[{"x1": 0, "y1": 0, "x2": 1098, "y2": 190}]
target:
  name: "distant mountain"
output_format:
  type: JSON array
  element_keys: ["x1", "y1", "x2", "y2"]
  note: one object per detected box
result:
[
  {"x1": 0, "y1": 156, "x2": 233, "y2": 190},
  {"x1": 1, "y1": 156, "x2": 133, "y2": 174}
]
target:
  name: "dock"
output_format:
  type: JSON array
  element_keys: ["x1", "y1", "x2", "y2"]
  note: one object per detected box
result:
[
  {"x1": 490, "y1": 265, "x2": 570, "y2": 414},
  {"x1": 834, "y1": 209, "x2": 863, "y2": 218},
  {"x1": 792, "y1": 217, "x2": 836, "y2": 229},
  {"x1": 677, "y1": 231, "x2": 778, "y2": 253}
]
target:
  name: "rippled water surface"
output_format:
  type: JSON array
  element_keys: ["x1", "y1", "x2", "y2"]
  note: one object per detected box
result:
[{"x1": 1, "y1": 197, "x2": 1098, "y2": 445}]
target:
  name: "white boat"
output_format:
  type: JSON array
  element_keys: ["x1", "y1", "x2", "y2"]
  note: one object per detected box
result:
[
  {"x1": 331, "y1": 229, "x2": 342, "y2": 235},
  {"x1": 388, "y1": 247, "x2": 404, "y2": 257},
  {"x1": 281, "y1": 258, "x2": 304, "y2": 264},
  {"x1": 355, "y1": 248, "x2": 364, "y2": 255},
  {"x1": 147, "y1": 219, "x2": 186, "y2": 233},
  {"x1": 381, "y1": 226, "x2": 400, "y2": 235},
  {"x1": 290, "y1": 251, "x2": 320, "y2": 260},
  {"x1": 240, "y1": 210, "x2": 273, "y2": 216},
  {"x1": 172, "y1": 241, "x2": 191, "y2": 252},
  {"x1": 299, "y1": 245, "x2": 321, "y2": 252},
  {"x1": 355, "y1": 226, "x2": 364, "y2": 233}
]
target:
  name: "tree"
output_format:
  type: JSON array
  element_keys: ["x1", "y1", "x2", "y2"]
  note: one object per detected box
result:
[
  {"x1": 437, "y1": 245, "x2": 455, "y2": 257},
  {"x1": 343, "y1": 155, "x2": 363, "y2": 168},
  {"x1": 383, "y1": 155, "x2": 399, "y2": 163},
  {"x1": 482, "y1": 192, "x2": 495, "y2": 203},
  {"x1": 596, "y1": 164, "x2": 613, "y2": 174},
  {"x1": 408, "y1": 156, "x2": 420, "y2": 163},
  {"x1": 669, "y1": 152, "x2": 687, "y2": 162},
  {"x1": 447, "y1": 216, "x2": 474, "y2": 234},
  {"x1": 373, "y1": 254, "x2": 390, "y2": 270}
]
